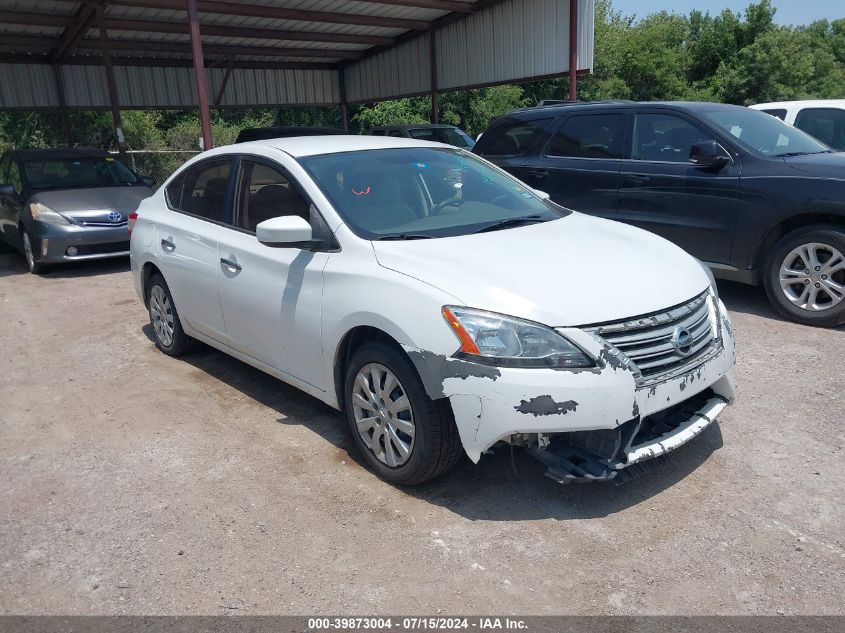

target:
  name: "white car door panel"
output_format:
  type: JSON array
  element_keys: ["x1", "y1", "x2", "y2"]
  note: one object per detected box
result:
[
  {"x1": 216, "y1": 229, "x2": 329, "y2": 389},
  {"x1": 157, "y1": 213, "x2": 227, "y2": 343}
]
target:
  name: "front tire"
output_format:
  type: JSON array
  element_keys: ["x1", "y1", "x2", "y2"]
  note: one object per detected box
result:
[
  {"x1": 146, "y1": 274, "x2": 198, "y2": 356},
  {"x1": 764, "y1": 225, "x2": 845, "y2": 327},
  {"x1": 21, "y1": 229, "x2": 47, "y2": 274},
  {"x1": 344, "y1": 341, "x2": 462, "y2": 485}
]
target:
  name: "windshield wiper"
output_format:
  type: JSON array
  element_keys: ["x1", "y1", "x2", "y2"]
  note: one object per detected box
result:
[
  {"x1": 775, "y1": 150, "x2": 831, "y2": 157},
  {"x1": 372, "y1": 234, "x2": 433, "y2": 241},
  {"x1": 473, "y1": 215, "x2": 547, "y2": 234}
]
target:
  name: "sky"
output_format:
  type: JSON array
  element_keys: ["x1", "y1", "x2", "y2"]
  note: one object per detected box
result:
[{"x1": 610, "y1": 0, "x2": 844, "y2": 25}]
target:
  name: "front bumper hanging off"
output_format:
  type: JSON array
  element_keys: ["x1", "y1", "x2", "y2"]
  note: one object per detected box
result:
[{"x1": 527, "y1": 388, "x2": 728, "y2": 484}]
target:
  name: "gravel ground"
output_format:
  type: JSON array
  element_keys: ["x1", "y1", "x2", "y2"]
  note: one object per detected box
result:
[{"x1": 0, "y1": 245, "x2": 843, "y2": 616}]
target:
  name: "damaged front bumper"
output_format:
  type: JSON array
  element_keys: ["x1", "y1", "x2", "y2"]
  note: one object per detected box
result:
[{"x1": 405, "y1": 297, "x2": 736, "y2": 482}]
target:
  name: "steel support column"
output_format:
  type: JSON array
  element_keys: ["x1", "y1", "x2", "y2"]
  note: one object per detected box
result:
[
  {"x1": 52, "y1": 64, "x2": 73, "y2": 146},
  {"x1": 568, "y1": 0, "x2": 578, "y2": 101},
  {"x1": 186, "y1": 0, "x2": 213, "y2": 150},
  {"x1": 430, "y1": 30, "x2": 438, "y2": 123},
  {"x1": 339, "y1": 69, "x2": 349, "y2": 132},
  {"x1": 95, "y1": 4, "x2": 126, "y2": 158}
]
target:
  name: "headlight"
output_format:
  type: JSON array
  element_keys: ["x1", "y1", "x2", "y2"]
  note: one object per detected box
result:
[
  {"x1": 29, "y1": 202, "x2": 70, "y2": 225},
  {"x1": 442, "y1": 306, "x2": 594, "y2": 368}
]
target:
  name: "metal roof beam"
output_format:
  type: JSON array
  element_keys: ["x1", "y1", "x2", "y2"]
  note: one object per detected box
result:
[
  {"x1": 103, "y1": 18, "x2": 394, "y2": 46},
  {"x1": 75, "y1": 39, "x2": 364, "y2": 60},
  {"x1": 354, "y1": 0, "x2": 473, "y2": 11},
  {"x1": 0, "y1": 10, "x2": 76, "y2": 28},
  {"x1": 62, "y1": 0, "x2": 433, "y2": 30},
  {"x1": 50, "y1": 3, "x2": 100, "y2": 63},
  {"x1": 0, "y1": 52, "x2": 335, "y2": 71}
]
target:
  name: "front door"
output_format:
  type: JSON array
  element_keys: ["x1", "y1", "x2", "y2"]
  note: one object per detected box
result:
[
  {"x1": 216, "y1": 158, "x2": 328, "y2": 390},
  {"x1": 156, "y1": 157, "x2": 233, "y2": 343},
  {"x1": 617, "y1": 111, "x2": 741, "y2": 264},
  {"x1": 520, "y1": 111, "x2": 626, "y2": 219}
]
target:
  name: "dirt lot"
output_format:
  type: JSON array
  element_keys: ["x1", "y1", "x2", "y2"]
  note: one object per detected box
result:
[{"x1": 0, "y1": 245, "x2": 843, "y2": 616}]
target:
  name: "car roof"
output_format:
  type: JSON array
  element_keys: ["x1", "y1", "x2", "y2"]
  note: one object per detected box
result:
[
  {"x1": 750, "y1": 99, "x2": 845, "y2": 110},
  {"x1": 222, "y1": 134, "x2": 453, "y2": 158},
  {"x1": 504, "y1": 100, "x2": 744, "y2": 120},
  {"x1": 235, "y1": 126, "x2": 345, "y2": 143},
  {"x1": 14, "y1": 147, "x2": 111, "y2": 161},
  {"x1": 371, "y1": 124, "x2": 461, "y2": 130}
]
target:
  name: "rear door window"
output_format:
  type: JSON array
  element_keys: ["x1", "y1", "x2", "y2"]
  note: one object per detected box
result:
[
  {"x1": 794, "y1": 108, "x2": 845, "y2": 150},
  {"x1": 166, "y1": 159, "x2": 233, "y2": 224},
  {"x1": 547, "y1": 114, "x2": 625, "y2": 159},
  {"x1": 761, "y1": 109, "x2": 787, "y2": 121},
  {"x1": 475, "y1": 119, "x2": 554, "y2": 156}
]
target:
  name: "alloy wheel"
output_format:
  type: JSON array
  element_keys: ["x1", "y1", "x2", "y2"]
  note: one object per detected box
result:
[
  {"x1": 779, "y1": 242, "x2": 845, "y2": 312},
  {"x1": 149, "y1": 285, "x2": 175, "y2": 347},
  {"x1": 351, "y1": 363, "x2": 416, "y2": 468}
]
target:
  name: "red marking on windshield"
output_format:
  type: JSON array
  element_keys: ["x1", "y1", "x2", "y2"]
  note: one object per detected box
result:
[{"x1": 352, "y1": 186, "x2": 371, "y2": 196}]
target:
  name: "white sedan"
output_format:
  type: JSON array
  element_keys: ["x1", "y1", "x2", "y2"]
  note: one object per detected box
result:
[{"x1": 130, "y1": 136, "x2": 736, "y2": 485}]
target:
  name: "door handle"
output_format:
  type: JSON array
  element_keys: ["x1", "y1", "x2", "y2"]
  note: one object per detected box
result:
[
  {"x1": 527, "y1": 169, "x2": 549, "y2": 179},
  {"x1": 160, "y1": 238, "x2": 175, "y2": 249},
  {"x1": 220, "y1": 257, "x2": 242, "y2": 272},
  {"x1": 627, "y1": 174, "x2": 651, "y2": 184}
]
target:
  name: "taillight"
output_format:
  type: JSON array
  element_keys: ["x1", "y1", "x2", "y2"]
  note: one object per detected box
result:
[{"x1": 127, "y1": 211, "x2": 138, "y2": 236}]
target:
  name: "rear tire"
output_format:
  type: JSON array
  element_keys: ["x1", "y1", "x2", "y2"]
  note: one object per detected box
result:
[
  {"x1": 146, "y1": 273, "x2": 199, "y2": 356},
  {"x1": 343, "y1": 341, "x2": 462, "y2": 485},
  {"x1": 763, "y1": 225, "x2": 845, "y2": 327}
]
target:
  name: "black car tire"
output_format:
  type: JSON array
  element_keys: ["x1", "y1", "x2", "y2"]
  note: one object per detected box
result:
[
  {"x1": 146, "y1": 273, "x2": 199, "y2": 356},
  {"x1": 343, "y1": 341, "x2": 462, "y2": 486},
  {"x1": 21, "y1": 228, "x2": 48, "y2": 275},
  {"x1": 763, "y1": 224, "x2": 845, "y2": 327}
]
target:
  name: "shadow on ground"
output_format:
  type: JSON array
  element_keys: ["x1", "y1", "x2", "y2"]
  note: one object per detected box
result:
[{"x1": 143, "y1": 324, "x2": 724, "y2": 522}]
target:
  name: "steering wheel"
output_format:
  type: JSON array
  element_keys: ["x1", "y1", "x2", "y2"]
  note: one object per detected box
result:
[{"x1": 430, "y1": 196, "x2": 466, "y2": 216}]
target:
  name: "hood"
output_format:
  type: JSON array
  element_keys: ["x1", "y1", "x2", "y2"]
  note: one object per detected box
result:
[
  {"x1": 31, "y1": 186, "x2": 153, "y2": 223},
  {"x1": 372, "y1": 213, "x2": 711, "y2": 326},
  {"x1": 783, "y1": 151, "x2": 845, "y2": 178}
]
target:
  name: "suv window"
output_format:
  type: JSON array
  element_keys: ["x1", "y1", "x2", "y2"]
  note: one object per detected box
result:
[
  {"x1": 761, "y1": 109, "x2": 787, "y2": 121},
  {"x1": 476, "y1": 119, "x2": 552, "y2": 156},
  {"x1": 794, "y1": 108, "x2": 845, "y2": 150},
  {"x1": 236, "y1": 161, "x2": 310, "y2": 233},
  {"x1": 167, "y1": 159, "x2": 232, "y2": 223},
  {"x1": 632, "y1": 113, "x2": 711, "y2": 163},
  {"x1": 0, "y1": 154, "x2": 10, "y2": 183},
  {"x1": 548, "y1": 114, "x2": 624, "y2": 159},
  {"x1": 387, "y1": 130, "x2": 406, "y2": 138}
]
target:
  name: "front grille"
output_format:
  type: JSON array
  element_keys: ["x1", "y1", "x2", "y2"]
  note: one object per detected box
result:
[
  {"x1": 586, "y1": 291, "x2": 718, "y2": 382},
  {"x1": 76, "y1": 220, "x2": 128, "y2": 227},
  {"x1": 70, "y1": 241, "x2": 130, "y2": 256}
]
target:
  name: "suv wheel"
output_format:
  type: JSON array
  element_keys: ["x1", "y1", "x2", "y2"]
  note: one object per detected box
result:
[
  {"x1": 343, "y1": 341, "x2": 462, "y2": 485},
  {"x1": 764, "y1": 225, "x2": 845, "y2": 327},
  {"x1": 146, "y1": 273, "x2": 199, "y2": 355}
]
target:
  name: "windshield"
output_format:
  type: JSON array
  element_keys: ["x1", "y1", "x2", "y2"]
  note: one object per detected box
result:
[
  {"x1": 701, "y1": 107, "x2": 830, "y2": 157},
  {"x1": 299, "y1": 148, "x2": 565, "y2": 239},
  {"x1": 407, "y1": 128, "x2": 475, "y2": 148},
  {"x1": 23, "y1": 157, "x2": 139, "y2": 191}
]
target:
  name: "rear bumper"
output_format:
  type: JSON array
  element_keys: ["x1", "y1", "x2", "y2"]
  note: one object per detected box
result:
[{"x1": 27, "y1": 221, "x2": 129, "y2": 263}]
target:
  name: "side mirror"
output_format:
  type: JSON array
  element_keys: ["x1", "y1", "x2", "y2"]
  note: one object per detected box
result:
[
  {"x1": 256, "y1": 215, "x2": 312, "y2": 247},
  {"x1": 689, "y1": 140, "x2": 731, "y2": 170},
  {"x1": 0, "y1": 184, "x2": 14, "y2": 196},
  {"x1": 532, "y1": 188, "x2": 551, "y2": 201},
  {"x1": 141, "y1": 176, "x2": 156, "y2": 188}
]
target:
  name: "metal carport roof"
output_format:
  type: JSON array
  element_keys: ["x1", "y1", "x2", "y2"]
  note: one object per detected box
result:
[{"x1": 0, "y1": 0, "x2": 594, "y2": 149}]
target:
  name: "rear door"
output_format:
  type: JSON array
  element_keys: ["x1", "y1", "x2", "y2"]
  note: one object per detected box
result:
[
  {"x1": 520, "y1": 110, "x2": 626, "y2": 219},
  {"x1": 617, "y1": 109, "x2": 741, "y2": 264},
  {"x1": 474, "y1": 116, "x2": 558, "y2": 184},
  {"x1": 215, "y1": 157, "x2": 329, "y2": 389},
  {"x1": 156, "y1": 157, "x2": 233, "y2": 343}
]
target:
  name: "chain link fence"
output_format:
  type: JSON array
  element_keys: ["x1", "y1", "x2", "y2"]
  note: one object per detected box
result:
[{"x1": 112, "y1": 150, "x2": 200, "y2": 189}]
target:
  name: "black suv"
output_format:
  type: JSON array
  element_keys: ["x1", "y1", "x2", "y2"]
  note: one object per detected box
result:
[{"x1": 474, "y1": 101, "x2": 845, "y2": 327}]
